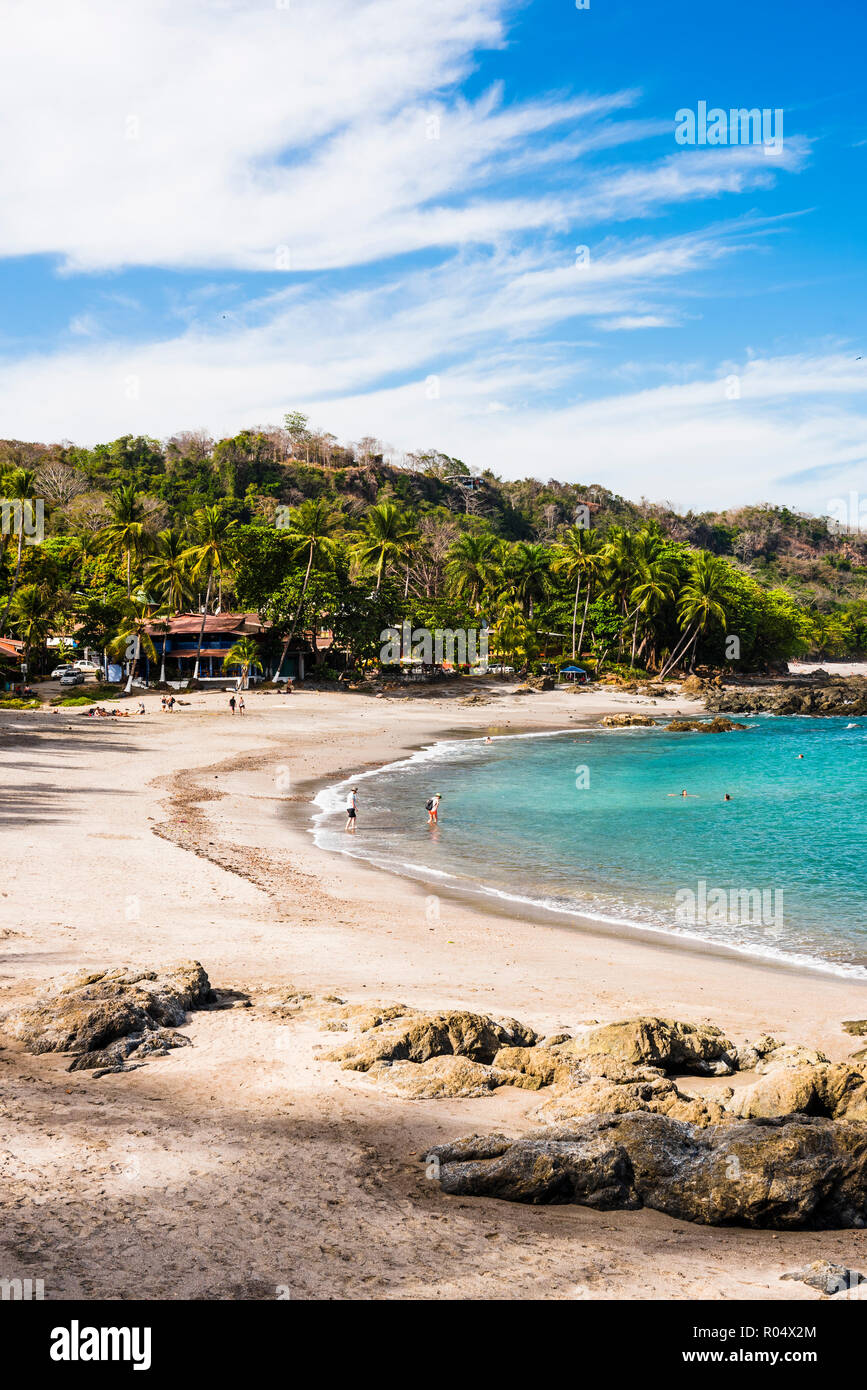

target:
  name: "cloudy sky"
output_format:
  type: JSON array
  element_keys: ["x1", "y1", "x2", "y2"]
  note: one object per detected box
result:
[{"x1": 1, "y1": 0, "x2": 865, "y2": 513}]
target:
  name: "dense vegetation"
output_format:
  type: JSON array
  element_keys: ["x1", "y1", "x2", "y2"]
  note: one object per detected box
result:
[{"x1": 1, "y1": 414, "x2": 866, "y2": 680}]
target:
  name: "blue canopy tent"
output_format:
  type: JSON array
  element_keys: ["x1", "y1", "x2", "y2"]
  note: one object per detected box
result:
[{"x1": 559, "y1": 664, "x2": 588, "y2": 683}]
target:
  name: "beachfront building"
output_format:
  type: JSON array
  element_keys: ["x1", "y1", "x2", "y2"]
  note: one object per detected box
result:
[
  {"x1": 141, "y1": 612, "x2": 314, "y2": 684},
  {"x1": 0, "y1": 635, "x2": 24, "y2": 689}
]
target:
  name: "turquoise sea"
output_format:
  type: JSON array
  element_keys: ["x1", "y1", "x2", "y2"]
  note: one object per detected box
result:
[{"x1": 313, "y1": 716, "x2": 867, "y2": 978}]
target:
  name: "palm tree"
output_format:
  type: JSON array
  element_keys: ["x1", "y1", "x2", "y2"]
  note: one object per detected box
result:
[
  {"x1": 503, "y1": 542, "x2": 551, "y2": 619},
  {"x1": 102, "y1": 485, "x2": 151, "y2": 598},
  {"x1": 148, "y1": 530, "x2": 192, "y2": 613},
  {"x1": 491, "y1": 599, "x2": 537, "y2": 669},
  {"x1": 630, "y1": 551, "x2": 679, "y2": 669},
  {"x1": 147, "y1": 530, "x2": 193, "y2": 681},
  {"x1": 445, "y1": 533, "x2": 498, "y2": 613},
  {"x1": 108, "y1": 602, "x2": 158, "y2": 694},
  {"x1": 553, "y1": 526, "x2": 604, "y2": 658},
  {"x1": 222, "y1": 636, "x2": 262, "y2": 689},
  {"x1": 9, "y1": 583, "x2": 52, "y2": 676},
  {"x1": 182, "y1": 507, "x2": 238, "y2": 680},
  {"x1": 658, "y1": 551, "x2": 730, "y2": 678},
  {"x1": 354, "y1": 502, "x2": 417, "y2": 590},
  {"x1": 274, "y1": 498, "x2": 342, "y2": 679},
  {"x1": 0, "y1": 467, "x2": 38, "y2": 635}
]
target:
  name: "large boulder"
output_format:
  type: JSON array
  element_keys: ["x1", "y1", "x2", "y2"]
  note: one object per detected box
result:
[
  {"x1": 322, "y1": 1009, "x2": 538, "y2": 1071},
  {"x1": 666, "y1": 718, "x2": 748, "y2": 733},
  {"x1": 425, "y1": 1112, "x2": 867, "y2": 1228},
  {"x1": 727, "y1": 1058, "x2": 867, "y2": 1122},
  {"x1": 569, "y1": 1017, "x2": 737, "y2": 1075},
  {"x1": 533, "y1": 1074, "x2": 726, "y2": 1128},
  {"x1": 601, "y1": 713, "x2": 656, "y2": 727},
  {"x1": 780, "y1": 1260, "x2": 867, "y2": 1295},
  {"x1": 3, "y1": 961, "x2": 214, "y2": 1070},
  {"x1": 366, "y1": 1055, "x2": 525, "y2": 1099}
]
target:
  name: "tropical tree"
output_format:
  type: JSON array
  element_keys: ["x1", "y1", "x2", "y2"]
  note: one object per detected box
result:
[
  {"x1": 491, "y1": 599, "x2": 538, "y2": 669},
  {"x1": 147, "y1": 530, "x2": 192, "y2": 614},
  {"x1": 147, "y1": 529, "x2": 194, "y2": 681},
  {"x1": 444, "y1": 533, "x2": 499, "y2": 613},
  {"x1": 274, "y1": 497, "x2": 342, "y2": 678},
  {"x1": 108, "y1": 601, "x2": 158, "y2": 694},
  {"x1": 658, "y1": 551, "x2": 730, "y2": 678},
  {"x1": 102, "y1": 484, "x2": 151, "y2": 598},
  {"x1": 502, "y1": 542, "x2": 551, "y2": 619},
  {"x1": 354, "y1": 502, "x2": 418, "y2": 590},
  {"x1": 552, "y1": 526, "x2": 605, "y2": 658},
  {"x1": 630, "y1": 551, "x2": 679, "y2": 669},
  {"x1": 9, "y1": 583, "x2": 53, "y2": 675},
  {"x1": 222, "y1": 635, "x2": 262, "y2": 689},
  {"x1": 0, "y1": 467, "x2": 39, "y2": 634},
  {"x1": 182, "y1": 506, "x2": 239, "y2": 679},
  {"x1": 146, "y1": 531, "x2": 189, "y2": 678}
]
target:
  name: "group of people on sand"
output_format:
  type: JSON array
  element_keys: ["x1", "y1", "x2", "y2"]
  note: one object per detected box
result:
[
  {"x1": 83, "y1": 703, "x2": 145, "y2": 718},
  {"x1": 344, "y1": 788, "x2": 442, "y2": 832},
  {"x1": 228, "y1": 695, "x2": 245, "y2": 715}
]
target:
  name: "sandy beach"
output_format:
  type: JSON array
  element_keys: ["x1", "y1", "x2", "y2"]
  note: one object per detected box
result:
[{"x1": 2, "y1": 680, "x2": 867, "y2": 1301}]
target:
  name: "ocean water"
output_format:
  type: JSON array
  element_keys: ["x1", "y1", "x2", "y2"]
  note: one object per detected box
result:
[{"x1": 312, "y1": 716, "x2": 867, "y2": 978}]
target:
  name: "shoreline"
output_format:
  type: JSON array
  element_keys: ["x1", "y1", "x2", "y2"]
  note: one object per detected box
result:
[
  {"x1": 3, "y1": 681, "x2": 867, "y2": 1301},
  {"x1": 303, "y1": 722, "x2": 867, "y2": 989}
]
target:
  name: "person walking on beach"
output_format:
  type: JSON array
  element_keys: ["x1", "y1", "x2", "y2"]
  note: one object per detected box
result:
[
  {"x1": 426, "y1": 792, "x2": 442, "y2": 824},
  {"x1": 167, "y1": 695, "x2": 175, "y2": 712},
  {"x1": 229, "y1": 695, "x2": 236, "y2": 715},
  {"x1": 345, "y1": 787, "x2": 358, "y2": 832},
  {"x1": 238, "y1": 696, "x2": 245, "y2": 715}
]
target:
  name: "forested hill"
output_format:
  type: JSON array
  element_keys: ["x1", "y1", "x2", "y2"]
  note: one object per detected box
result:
[
  {"x1": 2, "y1": 418, "x2": 866, "y2": 673},
  {"x1": 4, "y1": 422, "x2": 865, "y2": 612}
]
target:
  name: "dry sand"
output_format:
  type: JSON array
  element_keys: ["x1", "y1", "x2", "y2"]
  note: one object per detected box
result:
[{"x1": 2, "y1": 680, "x2": 866, "y2": 1301}]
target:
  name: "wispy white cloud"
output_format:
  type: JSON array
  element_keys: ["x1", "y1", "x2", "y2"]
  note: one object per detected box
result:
[
  {"x1": 0, "y1": 0, "x2": 835, "y2": 514},
  {"x1": 0, "y1": 0, "x2": 806, "y2": 273}
]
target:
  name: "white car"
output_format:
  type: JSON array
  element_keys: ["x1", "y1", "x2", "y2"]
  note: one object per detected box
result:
[
  {"x1": 73, "y1": 660, "x2": 100, "y2": 673},
  {"x1": 51, "y1": 664, "x2": 76, "y2": 678},
  {"x1": 59, "y1": 670, "x2": 85, "y2": 686}
]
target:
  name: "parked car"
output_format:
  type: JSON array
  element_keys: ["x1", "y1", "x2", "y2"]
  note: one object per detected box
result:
[
  {"x1": 73, "y1": 660, "x2": 100, "y2": 673},
  {"x1": 59, "y1": 670, "x2": 85, "y2": 686},
  {"x1": 50, "y1": 664, "x2": 76, "y2": 678}
]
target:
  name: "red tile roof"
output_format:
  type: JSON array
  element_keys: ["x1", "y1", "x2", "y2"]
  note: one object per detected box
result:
[{"x1": 144, "y1": 612, "x2": 267, "y2": 637}]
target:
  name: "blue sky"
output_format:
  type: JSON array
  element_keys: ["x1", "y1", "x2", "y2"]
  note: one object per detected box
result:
[{"x1": 0, "y1": 0, "x2": 864, "y2": 513}]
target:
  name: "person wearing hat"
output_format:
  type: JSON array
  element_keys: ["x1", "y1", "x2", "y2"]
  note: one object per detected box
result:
[
  {"x1": 426, "y1": 792, "x2": 442, "y2": 824},
  {"x1": 345, "y1": 786, "x2": 359, "y2": 832}
]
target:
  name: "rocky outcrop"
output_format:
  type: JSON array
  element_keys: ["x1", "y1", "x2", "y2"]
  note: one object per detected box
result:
[
  {"x1": 366, "y1": 1055, "x2": 526, "y2": 1099},
  {"x1": 780, "y1": 1260, "x2": 867, "y2": 1295},
  {"x1": 666, "y1": 717, "x2": 749, "y2": 733},
  {"x1": 532, "y1": 1073, "x2": 727, "y2": 1127},
  {"x1": 705, "y1": 678, "x2": 867, "y2": 718},
  {"x1": 425, "y1": 1112, "x2": 867, "y2": 1228},
  {"x1": 4, "y1": 961, "x2": 215, "y2": 1071},
  {"x1": 601, "y1": 713, "x2": 657, "y2": 727},
  {"x1": 568, "y1": 1017, "x2": 737, "y2": 1075},
  {"x1": 726, "y1": 1051, "x2": 867, "y2": 1122},
  {"x1": 322, "y1": 1008, "x2": 538, "y2": 1071}
]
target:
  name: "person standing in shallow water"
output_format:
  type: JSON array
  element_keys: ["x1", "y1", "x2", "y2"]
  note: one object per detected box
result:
[
  {"x1": 427, "y1": 792, "x2": 442, "y2": 824},
  {"x1": 345, "y1": 786, "x2": 358, "y2": 832}
]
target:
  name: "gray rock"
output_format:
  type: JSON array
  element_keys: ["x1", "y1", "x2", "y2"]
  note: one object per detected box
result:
[
  {"x1": 780, "y1": 1260, "x2": 867, "y2": 1295},
  {"x1": 425, "y1": 1111, "x2": 867, "y2": 1228}
]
